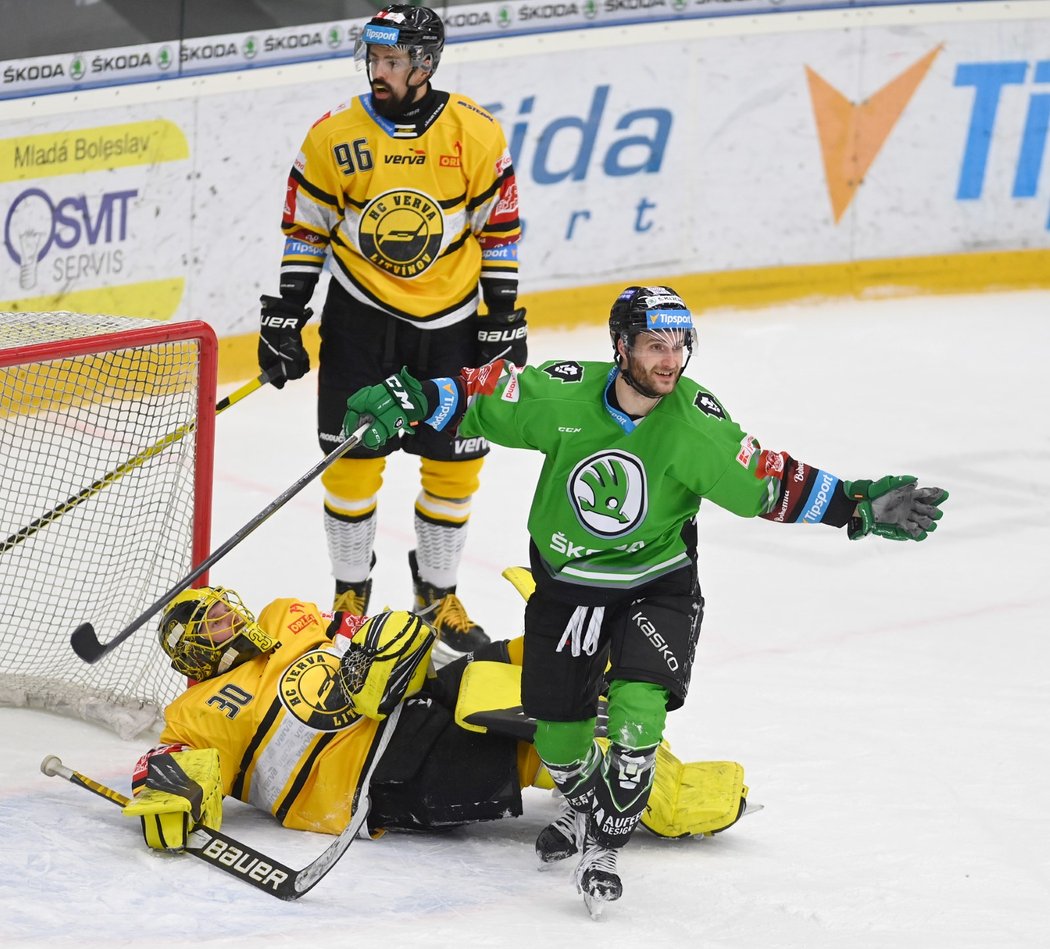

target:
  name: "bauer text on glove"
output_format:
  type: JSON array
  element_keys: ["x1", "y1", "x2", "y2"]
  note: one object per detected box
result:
[
  {"x1": 258, "y1": 295, "x2": 312, "y2": 389},
  {"x1": 476, "y1": 306, "x2": 527, "y2": 366}
]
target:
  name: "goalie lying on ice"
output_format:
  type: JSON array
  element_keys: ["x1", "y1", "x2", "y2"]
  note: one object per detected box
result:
[{"x1": 127, "y1": 584, "x2": 750, "y2": 852}]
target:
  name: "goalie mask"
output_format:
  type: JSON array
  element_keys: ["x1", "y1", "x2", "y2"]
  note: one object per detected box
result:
[
  {"x1": 159, "y1": 587, "x2": 278, "y2": 680},
  {"x1": 609, "y1": 285, "x2": 696, "y2": 398},
  {"x1": 336, "y1": 610, "x2": 435, "y2": 720}
]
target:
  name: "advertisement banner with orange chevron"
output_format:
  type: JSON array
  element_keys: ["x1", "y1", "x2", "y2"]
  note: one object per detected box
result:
[{"x1": 1, "y1": 2, "x2": 1048, "y2": 358}]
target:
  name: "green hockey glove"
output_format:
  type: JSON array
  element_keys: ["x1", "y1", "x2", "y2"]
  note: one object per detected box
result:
[
  {"x1": 844, "y1": 476, "x2": 948, "y2": 541},
  {"x1": 343, "y1": 368, "x2": 429, "y2": 451}
]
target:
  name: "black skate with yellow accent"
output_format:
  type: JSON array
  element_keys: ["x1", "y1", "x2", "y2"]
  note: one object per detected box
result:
[{"x1": 409, "y1": 549, "x2": 489, "y2": 663}]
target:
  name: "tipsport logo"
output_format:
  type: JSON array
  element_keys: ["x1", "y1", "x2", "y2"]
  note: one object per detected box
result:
[
  {"x1": 3, "y1": 186, "x2": 136, "y2": 291},
  {"x1": 954, "y1": 59, "x2": 1050, "y2": 228}
]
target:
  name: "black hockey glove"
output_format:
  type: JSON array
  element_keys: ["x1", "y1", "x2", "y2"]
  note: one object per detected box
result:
[
  {"x1": 475, "y1": 306, "x2": 527, "y2": 367},
  {"x1": 258, "y1": 295, "x2": 312, "y2": 389},
  {"x1": 844, "y1": 476, "x2": 948, "y2": 541}
]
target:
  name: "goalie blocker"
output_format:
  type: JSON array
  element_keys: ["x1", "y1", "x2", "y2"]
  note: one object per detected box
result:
[{"x1": 124, "y1": 748, "x2": 223, "y2": 851}]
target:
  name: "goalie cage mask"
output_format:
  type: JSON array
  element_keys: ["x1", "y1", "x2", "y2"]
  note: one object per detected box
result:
[
  {"x1": 336, "y1": 610, "x2": 435, "y2": 720},
  {"x1": 354, "y1": 4, "x2": 445, "y2": 75},
  {"x1": 159, "y1": 587, "x2": 279, "y2": 681}
]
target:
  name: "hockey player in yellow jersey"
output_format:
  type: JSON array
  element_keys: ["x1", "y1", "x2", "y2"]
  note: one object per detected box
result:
[
  {"x1": 129, "y1": 585, "x2": 753, "y2": 856},
  {"x1": 134, "y1": 586, "x2": 532, "y2": 837},
  {"x1": 256, "y1": 5, "x2": 526, "y2": 663}
]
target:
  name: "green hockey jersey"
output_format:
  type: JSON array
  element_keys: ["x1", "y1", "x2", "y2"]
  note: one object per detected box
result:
[{"x1": 458, "y1": 360, "x2": 791, "y2": 589}]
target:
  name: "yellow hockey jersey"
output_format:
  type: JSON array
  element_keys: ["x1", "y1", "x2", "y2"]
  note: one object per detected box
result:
[
  {"x1": 155, "y1": 599, "x2": 391, "y2": 835},
  {"x1": 281, "y1": 91, "x2": 521, "y2": 327}
]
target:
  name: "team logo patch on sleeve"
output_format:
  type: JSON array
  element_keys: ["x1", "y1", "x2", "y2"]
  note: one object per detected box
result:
[
  {"x1": 693, "y1": 391, "x2": 726, "y2": 419},
  {"x1": 736, "y1": 434, "x2": 757, "y2": 467},
  {"x1": 543, "y1": 361, "x2": 584, "y2": 383}
]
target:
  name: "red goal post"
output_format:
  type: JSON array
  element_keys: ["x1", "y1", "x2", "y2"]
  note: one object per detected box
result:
[{"x1": 0, "y1": 313, "x2": 217, "y2": 737}]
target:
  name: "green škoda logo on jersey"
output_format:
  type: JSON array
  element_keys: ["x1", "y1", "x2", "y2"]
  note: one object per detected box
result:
[{"x1": 568, "y1": 450, "x2": 647, "y2": 538}]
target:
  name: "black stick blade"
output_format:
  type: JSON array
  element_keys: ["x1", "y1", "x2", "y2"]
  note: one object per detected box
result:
[{"x1": 70, "y1": 623, "x2": 106, "y2": 663}]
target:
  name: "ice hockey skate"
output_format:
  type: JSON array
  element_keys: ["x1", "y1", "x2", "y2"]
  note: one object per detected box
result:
[
  {"x1": 409, "y1": 550, "x2": 489, "y2": 664},
  {"x1": 574, "y1": 813, "x2": 623, "y2": 919},
  {"x1": 535, "y1": 794, "x2": 578, "y2": 866},
  {"x1": 333, "y1": 576, "x2": 372, "y2": 616}
]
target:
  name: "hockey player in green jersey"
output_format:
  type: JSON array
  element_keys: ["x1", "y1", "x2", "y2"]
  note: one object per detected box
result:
[{"x1": 338, "y1": 284, "x2": 949, "y2": 917}]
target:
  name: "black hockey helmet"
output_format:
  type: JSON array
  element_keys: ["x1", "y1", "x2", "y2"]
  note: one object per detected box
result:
[
  {"x1": 609, "y1": 285, "x2": 695, "y2": 351},
  {"x1": 609, "y1": 285, "x2": 696, "y2": 395},
  {"x1": 354, "y1": 4, "x2": 445, "y2": 75}
]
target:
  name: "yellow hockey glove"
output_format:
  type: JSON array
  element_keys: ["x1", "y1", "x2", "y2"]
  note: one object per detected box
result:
[{"x1": 123, "y1": 748, "x2": 223, "y2": 851}]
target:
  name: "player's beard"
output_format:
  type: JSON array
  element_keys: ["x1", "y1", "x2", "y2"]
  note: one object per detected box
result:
[
  {"x1": 370, "y1": 79, "x2": 414, "y2": 119},
  {"x1": 623, "y1": 355, "x2": 681, "y2": 399}
]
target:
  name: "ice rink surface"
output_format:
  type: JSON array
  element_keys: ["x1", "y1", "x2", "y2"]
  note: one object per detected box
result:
[{"x1": 2, "y1": 290, "x2": 1048, "y2": 947}]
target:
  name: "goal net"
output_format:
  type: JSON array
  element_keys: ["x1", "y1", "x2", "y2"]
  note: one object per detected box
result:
[{"x1": 0, "y1": 313, "x2": 217, "y2": 738}]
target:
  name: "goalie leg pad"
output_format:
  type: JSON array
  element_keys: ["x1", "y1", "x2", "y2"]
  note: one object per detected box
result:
[
  {"x1": 453, "y1": 659, "x2": 536, "y2": 742},
  {"x1": 369, "y1": 699, "x2": 522, "y2": 831},
  {"x1": 122, "y1": 749, "x2": 223, "y2": 851},
  {"x1": 641, "y1": 744, "x2": 748, "y2": 838}
]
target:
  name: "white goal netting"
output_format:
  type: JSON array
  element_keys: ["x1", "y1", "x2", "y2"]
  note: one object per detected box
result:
[{"x1": 0, "y1": 312, "x2": 216, "y2": 737}]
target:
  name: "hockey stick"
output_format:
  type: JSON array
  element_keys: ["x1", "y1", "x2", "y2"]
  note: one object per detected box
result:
[
  {"x1": 70, "y1": 416, "x2": 374, "y2": 664},
  {"x1": 0, "y1": 367, "x2": 278, "y2": 556},
  {"x1": 41, "y1": 714, "x2": 399, "y2": 901}
]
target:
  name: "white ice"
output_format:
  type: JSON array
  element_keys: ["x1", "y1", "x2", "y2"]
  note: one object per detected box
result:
[{"x1": 2, "y1": 291, "x2": 1048, "y2": 947}]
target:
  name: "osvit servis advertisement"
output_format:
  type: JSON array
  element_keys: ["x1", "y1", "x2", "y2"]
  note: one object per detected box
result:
[
  {"x1": 0, "y1": 115, "x2": 190, "y2": 318},
  {"x1": 2, "y1": 6, "x2": 1049, "y2": 331}
]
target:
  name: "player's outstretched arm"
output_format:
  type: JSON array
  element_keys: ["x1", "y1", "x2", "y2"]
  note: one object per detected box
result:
[
  {"x1": 342, "y1": 362, "x2": 509, "y2": 450},
  {"x1": 341, "y1": 368, "x2": 431, "y2": 450},
  {"x1": 844, "y1": 476, "x2": 948, "y2": 541}
]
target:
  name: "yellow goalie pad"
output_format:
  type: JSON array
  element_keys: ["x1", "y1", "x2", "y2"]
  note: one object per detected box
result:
[
  {"x1": 642, "y1": 744, "x2": 748, "y2": 838},
  {"x1": 455, "y1": 662, "x2": 750, "y2": 832},
  {"x1": 501, "y1": 566, "x2": 536, "y2": 603},
  {"x1": 123, "y1": 748, "x2": 223, "y2": 851},
  {"x1": 454, "y1": 660, "x2": 535, "y2": 743}
]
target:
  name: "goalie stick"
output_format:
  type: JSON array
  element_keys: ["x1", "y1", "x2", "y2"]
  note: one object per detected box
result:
[
  {"x1": 70, "y1": 416, "x2": 375, "y2": 664},
  {"x1": 39, "y1": 706, "x2": 400, "y2": 901},
  {"x1": 0, "y1": 367, "x2": 277, "y2": 556}
]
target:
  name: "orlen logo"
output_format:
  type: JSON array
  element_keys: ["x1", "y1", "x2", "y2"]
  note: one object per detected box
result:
[
  {"x1": 568, "y1": 450, "x2": 647, "y2": 538},
  {"x1": 440, "y1": 141, "x2": 463, "y2": 168},
  {"x1": 4, "y1": 186, "x2": 136, "y2": 290}
]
